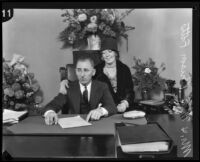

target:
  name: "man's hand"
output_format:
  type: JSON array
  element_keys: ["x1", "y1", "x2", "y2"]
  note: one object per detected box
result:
[
  {"x1": 117, "y1": 102, "x2": 127, "y2": 112},
  {"x1": 86, "y1": 108, "x2": 104, "y2": 122},
  {"x1": 59, "y1": 79, "x2": 69, "y2": 95},
  {"x1": 44, "y1": 111, "x2": 58, "y2": 125}
]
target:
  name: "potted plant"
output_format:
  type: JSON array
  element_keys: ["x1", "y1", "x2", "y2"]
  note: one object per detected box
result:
[{"x1": 132, "y1": 57, "x2": 166, "y2": 100}]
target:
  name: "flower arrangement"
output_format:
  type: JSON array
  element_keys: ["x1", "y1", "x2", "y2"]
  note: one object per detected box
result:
[
  {"x1": 59, "y1": 9, "x2": 135, "y2": 49},
  {"x1": 132, "y1": 57, "x2": 166, "y2": 92},
  {"x1": 3, "y1": 54, "x2": 43, "y2": 112}
]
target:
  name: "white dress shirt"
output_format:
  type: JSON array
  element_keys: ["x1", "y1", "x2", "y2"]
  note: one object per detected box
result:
[{"x1": 79, "y1": 82, "x2": 91, "y2": 102}]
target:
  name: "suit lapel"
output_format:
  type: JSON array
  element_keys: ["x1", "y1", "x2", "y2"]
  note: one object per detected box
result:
[
  {"x1": 70, "y1": 81, "x2": 81, "y2": 113},
  {"x1": 89, "y1": 81, "x2": 97, "y2": 109}
]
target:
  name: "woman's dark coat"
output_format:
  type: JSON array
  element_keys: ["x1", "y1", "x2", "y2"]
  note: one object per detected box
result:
[{"x1": 94, "y1": 60, "x2": 135, "y2": 107}]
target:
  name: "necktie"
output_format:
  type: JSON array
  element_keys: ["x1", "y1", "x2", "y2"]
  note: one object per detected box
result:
[
  {"x1": 80, "y1": 85, "x2": 90, "y2": 114},
  {"x1": 83, "y1": 85, "x2": 88, "y2": 103}
]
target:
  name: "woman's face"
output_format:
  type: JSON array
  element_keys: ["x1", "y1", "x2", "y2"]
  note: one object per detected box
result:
[{"x1": 102, "y1": 50, "x2": 116, "y2": 64}]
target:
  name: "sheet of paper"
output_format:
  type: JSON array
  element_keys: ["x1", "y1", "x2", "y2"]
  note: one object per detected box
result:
[
  {"x1": 3, "y1": 118, "x2": 19, "y2": 124},
  {"x1": 3, "y1": 109, "x2": 27, "y2": 122},
  {"x1": 58, "y1": 115, "x2": 92, "y2": 129}
]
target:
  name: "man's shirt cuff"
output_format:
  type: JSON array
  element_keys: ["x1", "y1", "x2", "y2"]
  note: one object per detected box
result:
[
  {"x1": 44, "y1": 110, "x2": 55, "y2": 117},
  {"x1": 101, "y1": 107, "x2": 108, "y2": 116}
]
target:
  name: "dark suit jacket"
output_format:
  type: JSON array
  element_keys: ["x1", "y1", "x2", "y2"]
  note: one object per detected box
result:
[
  {"x1": 94, "y1": 60, "x2": 135, "y2": 107},
  {"x1": 42, "y1": 80, "x2": 117, "y2": 115}
]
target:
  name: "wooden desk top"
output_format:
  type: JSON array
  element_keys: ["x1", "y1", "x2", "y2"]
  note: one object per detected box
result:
[
  {"x1": 2, "y1": 114, "x2": 193, "y2": 159},
  {"x1": 147, "y1": 114, "x2": 193, "y2": 158},
  {"x1": 3, "y1": 114, "x2": 147, "y2": 135}
]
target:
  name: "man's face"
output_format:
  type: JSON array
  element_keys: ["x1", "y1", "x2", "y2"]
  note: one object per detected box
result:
[{"x1": 75, "y1": 59, "x2": 96, "y2": 85}]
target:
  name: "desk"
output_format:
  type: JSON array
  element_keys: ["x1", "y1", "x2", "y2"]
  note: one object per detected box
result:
[
  {"x1": 2, "y1": 114, "x2": 192, "y2": 160},
  {"x1": 147, "y1": 114, "x2": 193, "y2": 158}
]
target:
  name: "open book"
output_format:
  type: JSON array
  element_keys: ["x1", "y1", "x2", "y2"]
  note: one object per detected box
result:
[
  {"x1": 117, "y1": 123, "x2": 170, "y2": 153},
  {"x1": 3, "y1": 109, "x2": 28, "y2": 124}
]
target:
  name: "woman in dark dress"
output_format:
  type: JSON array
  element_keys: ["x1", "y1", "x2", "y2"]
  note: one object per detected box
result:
[{"x1": 93, "y1": 38, "x2": 135, "y2": 112}]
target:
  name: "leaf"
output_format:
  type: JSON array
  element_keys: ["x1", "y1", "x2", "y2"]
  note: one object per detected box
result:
[
  {"x1": 160, "y1": 62, "x2": 165, "y2": 68},
  {"x1": 125, "y1": 26, "x2": 135, "y2": 31},
  {"x1": 120, "y1": 9, "x2": 134, "y2": 20}
]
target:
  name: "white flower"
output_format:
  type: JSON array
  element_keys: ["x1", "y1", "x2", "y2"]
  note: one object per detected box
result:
[
  {"x1": 108, "y1": 15, "x2": 115, "y2": 24},
  {"x1": 14, "y1": 63, "x2": 28, "y2": 75},
  {"x1": 90, "y1": 16, "x2": 97, "y2": 23},
  {"x1": 144, "y1": 67, "x2": 151, "y2": 73},
  {"x1": 172, "y1": 106, "x2": 184, "y2": 114},
  {"x1": 78, "y1": 14, "x2": 87, "y2": 22},
  {"x1": 87, "y1": 23, "x2": 97, "y2": 29},
  {"x1": 67, "y1": 9, "x2": 74, "y2": 16},
  {"x1": 9, "y1": 54, "x2": 24, "y2": 66}
]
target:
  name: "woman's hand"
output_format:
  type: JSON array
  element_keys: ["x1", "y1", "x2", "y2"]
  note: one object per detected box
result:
[
  {"x1": 117, "y1": 102, "x2": 127, "y2": 112},
  {"x1": 59, "y1": 79, "x2": 69, "y2": 95}
]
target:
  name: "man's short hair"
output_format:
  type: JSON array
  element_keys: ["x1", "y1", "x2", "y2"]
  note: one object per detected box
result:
[{"x1": 75, "y1": 56, "x2": 95, "y2": 68}]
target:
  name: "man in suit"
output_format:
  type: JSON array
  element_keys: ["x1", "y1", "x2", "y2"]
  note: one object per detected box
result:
[{"x1": 43, "y1": 56, "x2": 117, "y2": 125}]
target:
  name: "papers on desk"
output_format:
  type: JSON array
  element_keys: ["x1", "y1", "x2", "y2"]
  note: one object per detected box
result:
[
  {"x1": 58, "y1": 115, "x2": 92, "y2": 129},
  {"x1": 3, "y1": 109, "x2": 28, "y2": 124}
]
